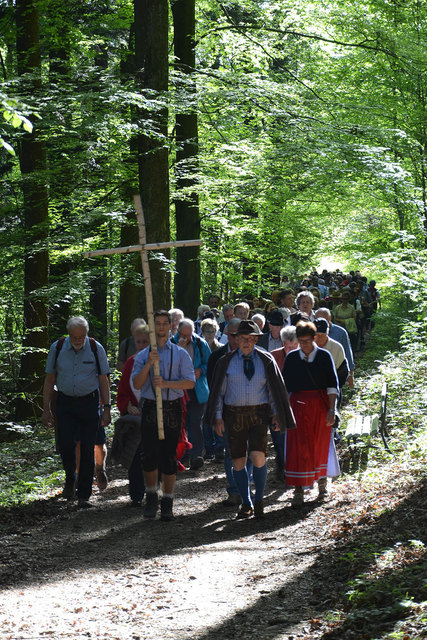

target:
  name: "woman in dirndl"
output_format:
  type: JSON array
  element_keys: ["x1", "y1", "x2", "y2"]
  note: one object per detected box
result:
[{"x1": 282, "y1": 321, "x2": 338, "y2": 507}]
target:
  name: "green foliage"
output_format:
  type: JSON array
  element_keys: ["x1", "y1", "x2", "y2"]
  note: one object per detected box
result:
[
  {"x1": 0, "y1": 429, "x2": 62, "y2": 507},
  {"x1": 1, "y1": 0, "x2": 427, "y2": 413},
  {"x1": 0, "y1": 94, "x2": 34, "y2": 155},
  {"x1": 332, "y1": 297, "x2": 426, "y2": 640}
]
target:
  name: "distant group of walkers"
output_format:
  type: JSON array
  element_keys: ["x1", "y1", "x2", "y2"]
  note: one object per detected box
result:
[{"x1": 42, "y1": 268, "x2": 380, "y2": 519}]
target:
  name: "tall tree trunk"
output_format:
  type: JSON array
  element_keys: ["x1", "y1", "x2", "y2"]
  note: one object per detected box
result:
[
  {"x1": 46, "y1": 0, "x2": 72, "y2": 341},
  {"x1": 172, "y1": 0, "x2": 200, "y2": 317},
  {"x1": 87, "y1": 45, "x2": 109, "y2": 340},
  {"x1": 119, "y1": 23, "x2": 145, "y2": 341},
  {"x1": 134, "y1": 0, "x2": 170, "y2": 311},
  {"x1": 89, "y1": 268, "x2": 108, "y2": 344},
  {"x1": 15, "y1": 0, "x2": 49, "y2": 420},
  {"x1": 119, "y1": 210, "x2": 146, "y2": 342}
]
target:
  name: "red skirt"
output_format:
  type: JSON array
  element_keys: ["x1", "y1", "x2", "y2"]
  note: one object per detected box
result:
[{"x1": 286, "y1": 389, "x2": 330, "y2": 487}]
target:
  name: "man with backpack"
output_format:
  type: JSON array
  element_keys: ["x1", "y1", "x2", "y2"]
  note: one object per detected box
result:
[{"x1": 42, "y1": 316, "x2": 111, "y2": 508}]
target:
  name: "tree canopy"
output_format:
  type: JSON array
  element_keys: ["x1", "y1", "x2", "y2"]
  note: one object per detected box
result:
[{"x1": 1, "y1": 0, "x2": 426, "y2": 416}]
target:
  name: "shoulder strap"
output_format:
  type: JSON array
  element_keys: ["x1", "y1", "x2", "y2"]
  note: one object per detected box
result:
[
  {"x1": 88, "y1": 337, "x2": 101, "y2": 375},
  {"x1": 54, "y1": 337, "x2": 66, "y2": 369},
  {"x1": 148, "y1": 344, "x2": 174, "y2": 400},
  {"x1": 194, "y1": 335, "x2": 204, "y2": 361},
  {"x1": 55, "y1": 335, "x2": 101, "y2": 375}
]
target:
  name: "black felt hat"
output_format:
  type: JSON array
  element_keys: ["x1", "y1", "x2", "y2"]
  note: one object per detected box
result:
[
  {"x1": 267, "y1": 309, "x2": 285, "y2": 326},
  {"x1": 314, "y1": 318, "x2": 329, "y2": 334},
  {"x1": 236, "y1": 319, "x2": 262, "y2": 336}
]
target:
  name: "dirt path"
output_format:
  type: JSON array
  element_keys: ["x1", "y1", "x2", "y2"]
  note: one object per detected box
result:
[{"x1": 0, "y1": 451, "x2": 425, "y2": 640}]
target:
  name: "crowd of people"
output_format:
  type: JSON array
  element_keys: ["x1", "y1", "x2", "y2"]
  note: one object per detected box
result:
[{"x1": 42, "y1": 269, "x2": 381, "y2": 520}]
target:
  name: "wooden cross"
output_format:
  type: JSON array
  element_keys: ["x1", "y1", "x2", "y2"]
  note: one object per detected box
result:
[{"x1": 84, "y1": 194, "x2": 203, "y2": 440}]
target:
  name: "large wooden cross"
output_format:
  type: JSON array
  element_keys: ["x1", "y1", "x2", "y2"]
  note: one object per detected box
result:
[{"x1": 83, "y1": 194, "x2": 202, "y2": 440}]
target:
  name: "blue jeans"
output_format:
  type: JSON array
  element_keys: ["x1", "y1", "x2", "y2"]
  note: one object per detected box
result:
[
  {"x1": 270, "y1": 427, "x2": 285, "y2": 464},
  {"x1": 203, "y1": 423, "x2": 225, "y2": 456},
  {"x1": 186, "y1": 398, "x2": 206, "y2": 458}
]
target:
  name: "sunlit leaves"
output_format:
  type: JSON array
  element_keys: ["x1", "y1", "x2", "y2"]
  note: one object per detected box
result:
[{"x1": 0, "y1": 95, "x2": 34, "y2": 155}]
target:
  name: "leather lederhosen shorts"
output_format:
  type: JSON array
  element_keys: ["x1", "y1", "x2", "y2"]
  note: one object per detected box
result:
[{"x1": 223, "y1": 403, "x2": 271, "y2": 459}]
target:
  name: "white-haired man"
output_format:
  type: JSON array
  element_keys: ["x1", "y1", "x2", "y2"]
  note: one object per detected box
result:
[
  {"x1": 206, "y1": 320, "x2": 296, "y2": 519},
  {"x1": 43, "y1": 316, "x2": 111, "y2": 508}
]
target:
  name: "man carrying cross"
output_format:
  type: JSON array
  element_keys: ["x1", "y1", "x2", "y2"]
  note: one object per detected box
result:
[{"x1": 132, "y1": 310, "x2": 195, "y2": 521}]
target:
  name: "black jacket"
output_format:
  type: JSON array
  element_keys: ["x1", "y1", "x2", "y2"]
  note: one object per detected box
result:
[
  {"x1": 205, "y1": 347, "x2": 296, "y2": 433},
  {"x1": 207, "y1": 343, "x2": 228, "y2": 388}
]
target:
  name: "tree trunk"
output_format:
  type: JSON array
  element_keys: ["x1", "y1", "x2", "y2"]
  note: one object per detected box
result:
[
  {"x1": 89, "y1": 268, "x2": 108, "y2": 345},
  {"x1": 134, "y1": 0, "x2": 171, "y2": 311},
  {"x1": 119, "y1": 209, "x2": 146, "y2": 343},
  {"x1": 119, "y1": 23, "x2": 145, "y2": 340},
  {"x1": 87, "y1": 47, "x2": 109, "y2": 343},
  {"x1": 172, "y1": 0, "x2": 200, "y2": 317},
  {"x1": 15, "y1": 0, "x2": 49, "y2": 420},
  {"x1": 46, "y1": 0, "x2": 73, "y2": 341}
]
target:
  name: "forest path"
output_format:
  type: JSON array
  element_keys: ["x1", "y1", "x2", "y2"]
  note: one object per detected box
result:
[{"x1": 0, "y1": 451, "x2": 424, "y2": 640}]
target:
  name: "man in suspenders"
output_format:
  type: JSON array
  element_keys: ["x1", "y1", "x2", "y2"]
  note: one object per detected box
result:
[{"x1": 132, "y1": 310, "x2": 195, "y2": 521}]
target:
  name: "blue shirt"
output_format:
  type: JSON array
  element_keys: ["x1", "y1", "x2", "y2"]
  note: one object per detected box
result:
[
  {"x1": 45, "y1": 337, "x2": 110, "y2": 396},
  {"x1": 132, "y1": 340, "x2": 195, "y2": 401},
  {"x1": 171, "y1": 332, "x2": 211, "y2": 403},
  {"x1": 216, "y1": 348, "x2": 275, "y2": 418},
  {"x1": 329, "y1": 323, "x2": 354, "y2": 370}
]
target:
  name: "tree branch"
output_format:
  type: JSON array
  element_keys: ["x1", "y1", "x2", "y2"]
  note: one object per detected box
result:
[{"x1": 196, "y1": 25, "x2": 399, "y2": 60}]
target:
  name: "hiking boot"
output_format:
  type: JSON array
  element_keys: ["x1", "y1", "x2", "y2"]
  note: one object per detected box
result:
[
  {"x1": 160, "y1": 497, "x2": 174, "y2": 521},
  {"x1": 143, "y1": 492, "x2": 159, "y2": 519},
  {"x1": 236, "y1": 503, "x2": 254, "y2": 519},
  {"x1": 254, "y1": 500, "x2": 265, "y2": 519},
  {"x1": 62, "y1": 477, "x2": 76, "y2": 500},
  {"x1": 291, "y1": 486, "x2": 304, "y2": 507},
  {"x1": 189, "y1": 456, "x2": 204, "y2": 471},
  {"x1": 317, "y1": 477, "x2": 329, "y2": 500},
  {"x1": 95, "y1": 464, "x2": 108, "y2": 491}
]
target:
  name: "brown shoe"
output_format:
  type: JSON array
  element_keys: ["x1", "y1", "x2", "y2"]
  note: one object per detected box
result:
[
  {"x1": 236, "y1": 503, "x2": 254, "y2": 519},
  {"x1": 317, "y1": 477, "x2": 329, "y2": 500},
  {"x1": 95, "y1": 464, "x2": 108, "y2": 491}
]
